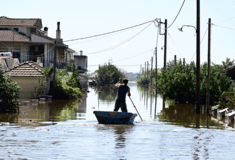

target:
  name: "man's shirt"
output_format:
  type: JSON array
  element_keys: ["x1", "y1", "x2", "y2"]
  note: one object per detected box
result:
[{"x1": 116, "y1": 85, "x2": 129, "y2": 103}]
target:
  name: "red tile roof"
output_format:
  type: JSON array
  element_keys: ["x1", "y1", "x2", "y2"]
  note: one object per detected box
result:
[
  {"x1": 3, "y1": 61, "x2": 44, "y2": 77},
  {"x1": 0, "y1": 30, "x2": 30, "y2": 42},
  {"x1": 0, "y1": 16, "x2": 42, "y2": 28}
]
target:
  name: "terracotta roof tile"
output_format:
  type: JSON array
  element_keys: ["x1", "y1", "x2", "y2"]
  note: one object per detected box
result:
[
  {"x1": 0, "y1": 30, "x2": 30, "y2": 42},
  {"x1": 3, "y1": 61, "x2": 44, "y2": 77},
  {"x1": 0, "y1": 16, "x2": 42, "y2": 28}
]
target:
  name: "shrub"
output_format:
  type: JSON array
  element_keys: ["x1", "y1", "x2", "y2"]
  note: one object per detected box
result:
[
  {"x1": 0, "y1": 64, "x2": 21, "y2": 113},
  {"x1": 155, "y1": 60, "x2": 231, "y2": 105},
  {"x1": 96, "y1": 63, "x2": 125, "y2": 85},
  {"x1": 66, "y1": 64, "x2": 82, "y2": 89}
]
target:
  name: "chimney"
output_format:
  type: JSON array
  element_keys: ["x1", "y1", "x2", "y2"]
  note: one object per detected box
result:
[
  {"x1": 80, "y1": 50, "x2": 83, "y2": 55},
  {"x1": 44, "y1": 27, "x2": 48, "y2": 36},
  {"x1": 56, "y1": 22, "x2": 61, "y2": 39}
]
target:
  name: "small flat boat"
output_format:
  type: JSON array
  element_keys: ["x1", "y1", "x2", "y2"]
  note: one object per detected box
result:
[{"x1": 93, "y1": 111, "x2": 137, "y2": 124}]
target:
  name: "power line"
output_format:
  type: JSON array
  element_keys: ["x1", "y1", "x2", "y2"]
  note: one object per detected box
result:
[
  {"x1": 113, "y1": 49, "x2": 154, "y2": 63},
  {"x1": 68, "y1": 26, "x2": 132, "y2": 46},
  {"x1": 168, "y1": 32, "x2": 183, "y2": 58},
  {"x1": 167, "y1": 45, "x2": 174, "y2": 56},
  {"x1": 216, "y1": 17, "x2": 235, "y2": 24},
  {"x1": 88, "y1": 64, "x2": 163, "y2": 67},
  {"x1": 87, "y1": 48, "x2": 154, "y2": 66},
  {"x1": 85, "y1": 22, "x2": 153, "y2": 55},
  {"x1": 168, "y1": 0, "x2": 186, "y2": 29},
  {"x1": 64, "y1": 20, "x2": 154, "y2": 42},
  {"x1": 188, "y1": 27, "x2": 208, "y2": 63},
  {"x1": 213, "y1": 24, "x2": 235, "y2": 31}
]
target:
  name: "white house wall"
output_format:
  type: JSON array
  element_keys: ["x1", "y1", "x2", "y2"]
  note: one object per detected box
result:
[
  {"x1": 31, "y1": 34, "x2": 53, "y2": 44},
  {"x1": 75, "y1": 58, "x2": 87, "y2": 70}
]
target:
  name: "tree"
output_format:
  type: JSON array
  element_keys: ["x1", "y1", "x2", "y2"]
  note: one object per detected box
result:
[
  {"x1": 66, "y1": 63, "x2": 82, "y2": 89},
  {"x1": 155, "y1": 59, "x2": 231, "y2": 105},
  {"x1": 0, "y1": 64, "x2": 21, "y2": 113},
  {"x1": 97, "y1": 63, "x2": 124, "y2": 85}
]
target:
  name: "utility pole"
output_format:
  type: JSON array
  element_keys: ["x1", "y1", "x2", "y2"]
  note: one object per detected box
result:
[
  {"x1": 196, "y1": 0, "x2": 201, "y2": 114},
  {"x1": 151, "y1": 57, "x2": 153, "y2": 86},
  {"x1": 155, "y1": 47, "x2": 157, "y2": 95},
  {"x1": 154, "y1": 47, "x2": 158, "y2": 120},
  {"x1": 53, "y1": 42, "x2": 57, "y2": 97},
  {"x1": 147, "y1": 61, "x2": 149, "y2": 85},
  {"x1": 145, "y1": 62, "x2": 146, "y2": 84},
  {"x1": 98, "y1": 64, "x2": 100, "y2": 86},
  {"x1": 164, "y1": 19, "x2": 167, "y2": 69},
  {"x1": 174, "y1": 55, "x2": 177, "y2": 66},
  {"x1": 207, "y1": 18, "x2": 211, "y2": 114}
]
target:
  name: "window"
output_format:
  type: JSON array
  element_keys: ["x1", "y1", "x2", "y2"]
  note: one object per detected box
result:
[{"x1": 13, "y1": 28, "x2": 19, "y2": 32}]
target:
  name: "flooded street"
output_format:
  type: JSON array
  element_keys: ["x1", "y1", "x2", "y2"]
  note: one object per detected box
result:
[{"x1": 1, "y1": 82, "x2": 235, "y2": 159}]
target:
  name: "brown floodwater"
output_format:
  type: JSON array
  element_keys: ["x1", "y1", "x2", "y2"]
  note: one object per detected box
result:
[{"x1": 0, "y1": 81, "x2": 235, "y2": 159}]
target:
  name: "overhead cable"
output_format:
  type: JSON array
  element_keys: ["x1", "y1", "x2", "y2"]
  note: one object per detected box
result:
[
  {"x1": 168, "y1": 32, "x2": 183, "y2": 58},
  {"x1": 216, "y1": 17, "x2": 235, "y2": 24},
  {"x1": 188, "y1": 27, "x2": 208, "y2": 63},
  {"x1": 64, "y1": 20, "x2": 154, "y2": 42},
  {"x1": 113, "y1": 49, "x2": 154, "y2": 63},
  {"x1": 68, "y1": 28, "x2": 130, "y2": 46},
  {"x1": 88, "y1": 48, "x2": 154, "y2": 66},
  {"x1": 85, "y1": 22, "x2": 153, "y2": 55},
  {"x1": 213, "y1": 24, "x2": 235, "y2": 31},
  {"x1": 168, "y1": 0, "x2": 186, "y2": 29}
]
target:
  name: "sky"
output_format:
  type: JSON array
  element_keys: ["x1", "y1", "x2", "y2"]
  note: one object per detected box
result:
[{"x1": 2, "y1": 0, "x2": 235, "y2": 73}]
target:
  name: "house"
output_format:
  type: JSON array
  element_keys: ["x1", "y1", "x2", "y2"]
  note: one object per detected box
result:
[
  {"x1": 222, "y1": 66, "x2": 235, "y2": 80},
  {"x1": 74, "y1": 50, "x2": 88, "y2": 73},
  {"x1": 0, "y1": 54, "x2": 20, "y2": 71},
  {"x1": 3, "y1": 61, "x2": 51, "y2": 99},
  {"x1": 0, "y1": 16, "x2": 70, "y2": 69}
]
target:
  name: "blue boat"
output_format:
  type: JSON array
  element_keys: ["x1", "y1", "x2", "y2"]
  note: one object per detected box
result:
[{"x1": 93, "y1": 111, "x2": 137, "y2": 124}]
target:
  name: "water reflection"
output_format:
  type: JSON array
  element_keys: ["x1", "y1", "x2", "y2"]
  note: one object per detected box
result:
[
  {"x1": 158, "y1": 104, "x2": 223, "y2": 129},
  {"x1": 0, "y1": 82, "x2": 230, "y2": 130},
  {"x1": 95, "y1": 86, "x2": 117, "y2": 103},
  {"x1": 0, "y1": 99, "x2": 84, "y2": 126},
  {"x1": 95, "y1": 124, "x2": 134, "y2": 160}
]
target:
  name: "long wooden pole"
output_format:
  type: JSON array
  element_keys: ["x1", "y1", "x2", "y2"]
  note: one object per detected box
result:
[
  {"x1": 164, "y1": 19, "x2": 167, "y2": 69},
  {"x1": 155, "y1": 47, "x2": 157, "y2": 94},
  {"x1": 129, "y1": 97, "x2": 143, "y2": 121},
  {"x1": 151, "y1": 57, "x2": 153, "y2": 86},
  {"x1": 196, "y1": 0, "x2": 201, "y2": 114},
  {"x1": 145, "y1": 62, "x2": 146, "y2": 84},
  {"x1": 207, "y1": 18, "x2": 211, "y2": 114},
  {"x1": 174, "y1": 55, "x2": 177, "y2": 66},
  {"x1": 147, "y1": 61, "x2": 149, "y2": 85},
  {"x1": 53, "y1": 42, "x2": 57, "y2": 97}
]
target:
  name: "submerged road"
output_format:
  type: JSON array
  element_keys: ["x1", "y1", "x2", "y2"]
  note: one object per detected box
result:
[{"x1": 0, "y1": 81, "x2": 235, "y2": 159}]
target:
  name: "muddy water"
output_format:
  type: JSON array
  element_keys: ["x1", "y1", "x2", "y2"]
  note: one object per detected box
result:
[{"x1": 1, "y1": 82, "x2": 235, "y2": 159}]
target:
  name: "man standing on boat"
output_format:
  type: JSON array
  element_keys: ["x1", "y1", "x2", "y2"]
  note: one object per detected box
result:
[{"x1": 114, "y1": 78, "x2": 131, "y2": 112}]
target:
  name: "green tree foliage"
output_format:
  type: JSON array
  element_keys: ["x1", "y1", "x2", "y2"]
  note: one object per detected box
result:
[
  {"x1": 137, "y1": 73, "x2": 150, "y2": 84},
  {"x1": 155, "y1": 59, "x2": 231, "y2": 104},
  {"x1": 49, "y1": 67, "x2": 83, "y2": 100},
  {"x1": 42, "y1": 67, "x2": 53, "y2": 78},
  {"x1": 217, "y1": 91, "x2": 235, "y2": 109},
  {"x1": 97, "y1": 63, "x2": 124, "y2": 85},
  {"x1": 0, "y1": 64, "x2": 21, "y2": 113},
  {"x1": 156, "y1": 62, "x2": 196, "y2": 103},
  {"x1": 32, "y1": 76, "x2": 47, "y2": 98},
  {"x1": 67, "y1": 64, "x2": 82, "y2": 89}
]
